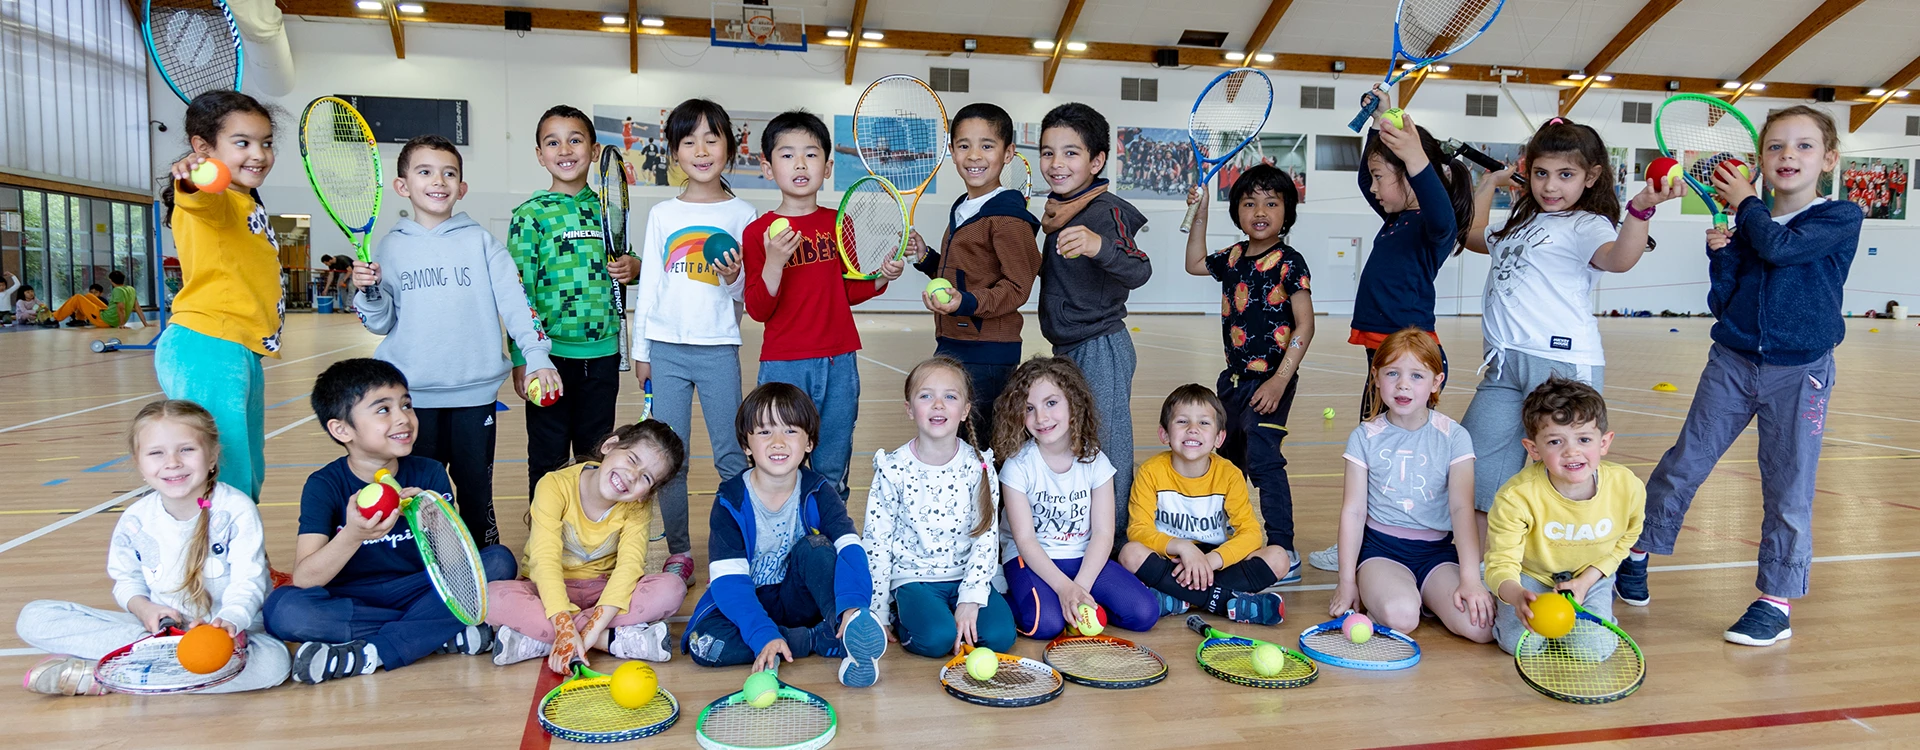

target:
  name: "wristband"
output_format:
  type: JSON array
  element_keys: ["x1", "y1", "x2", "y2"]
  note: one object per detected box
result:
[{"x1": 1626, "y1": 202, "x2": 1655, "y2": 221}]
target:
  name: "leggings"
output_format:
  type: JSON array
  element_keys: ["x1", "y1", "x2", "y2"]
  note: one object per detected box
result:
[
  {"x1": 1004, "y1": 555, "x2": 1158, "y2": 640},
  {"x1": 155, "y1": 325, "x2": 265, "y2": 500}
]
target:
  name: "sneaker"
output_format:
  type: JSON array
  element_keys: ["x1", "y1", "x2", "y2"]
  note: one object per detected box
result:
[
  {"x1": 1724, "y1": 601, "x2": 1792, "y2": 647},
  {"x1": 836, "y1": 608, "x2": 887, "y2": 688},
  {"x1": 1308, "y1": 544, "x2": 1340, "y2": 572},
  {"x1": 490, "y1": 626, "x2": 551, "y2": 666},
  {"x1": 1615, "y1": 555, "x2": 1650, "y2": 606},
  {"x1": 1155, "y1": 591, "x2": 1190, "y2": 617},
  {"x1": 610, "y1": 621, "x2": 672, "y2": 662},
  {"x1": 1226, "y1": 592, "x2": 1286, "y2": 626},
  {"x1": 435, "y1": 623, "x2": 496, "y2": 655},
  {"x1": 663, "y1": 553, "x2": 695, "y2": 587},
  {"x1": 1277, "y1": 549, "x2": 1302, "y2": 585},
  {"x1": 23, "y1": 655, "x2": 105, "y2": 696},
  {"x1": 292, "y1": 640, "x2": 380, "y2": 684}
]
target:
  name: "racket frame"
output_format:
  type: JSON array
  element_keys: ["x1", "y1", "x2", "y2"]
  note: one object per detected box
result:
[
  {"x1": 1042, "y1": 633, "x2": 1169, "y2": 689},
  {"x1": 298, "y1": 96, "x2": 385, "y2": 300},
  {"x1": 596, "y1": 144, "x2": 632, "y2": 373},
  {"x1": 1187, "y1": 614, "x2": 1318, "y2": 689},
  {"x1": 1180, "y1": 67, "x2": 1275, "y2": 233},
  {"x1": 1002, "y1": 151, "x2": 1035, "y2": 211},
  {"x1": 1513, "y1": 573, "x2": 1647, "y2": 705},
  {"x1": 93, "y1": 617, "x2": 248, "y2": 695},
  {"x1": 834, "y1": 174, "x2": 910, "y2": 281},
  {"x1": 1653, "y1": 93, "x2": 1760, "y2": 231},
  {"x1": 142, "y1": 0, "x2": 244, "y2": 105},
  {"x1": 403, "y1": 490, "x2": 488, "y2": 625},
  {"x1": 694, "y1": 682, "x2": 838, "y2": 750},
  {"x1": 1297, "y1": 612, "x2": 1422, "y2": 670},
  {"x1": 1348, "y1": 0, "x2": 1508, "y2": 131},
  {"x1": 852, "y1": 74, "x2": 949, "y2": 228},
  {"x1": 939, "y1": 646, "x2": 1065, "y2": 708},
  {"x1": 536, "y1": 662, "x2": 680, "y2": 743}
]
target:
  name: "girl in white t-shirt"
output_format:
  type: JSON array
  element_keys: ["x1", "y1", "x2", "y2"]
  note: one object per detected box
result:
[
  {"x1": 1461, "y1": 118, "x2": 1683, "y2": 530},
  {"x1": 991, "y1": 357, "x2": 1158, "y2": 639}
]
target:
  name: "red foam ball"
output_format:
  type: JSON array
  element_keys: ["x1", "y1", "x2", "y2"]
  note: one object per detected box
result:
[
  {"x1": 1646, "y1": 157, "x2": 1681, "y2": 191},
  {"x1": 189, "y1": 159, "x2": 231, "y2": 193},
  {"x1": 355, "y1": 480, "x2": 400, "y2": 519}
]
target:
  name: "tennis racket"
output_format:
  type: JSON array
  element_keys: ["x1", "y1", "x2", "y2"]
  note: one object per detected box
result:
[
  {"x1": 1514, "y1": 572, "x2": 1646, "y2": 704},
  {"x1": 1002, "y1": 151, "x2": 1035, "y2": 211},
  {"x1": 834, "y1": 175, "x2": 910, "y2": 281},
  {"x1": 1186, "y1": 614, "x2": 1317, "y2": 689},
  {"x1": 142, "y1": 0, "x2": 243, "y2": 105},
  {"x1": 1443, "y1": 139, "x2": 1526, "y2": 186},
  {"x1": 1654, "y1": 93, "x2": 1760, "y2": 230},
  {"x1": 694, "y1": 665, "x2": 837, "y2": 750},
  {"x1": 853, "y1": 74, "x2": 949, "y2": 229},
  {"x1": 1043, "y1": 634, "x2": 1168, "y2": 689},
  {"x1": 595, "y1": 144, "x2": 632, "y2": 373},
  {"x1": 93, "y1": 617, "x2": 248, "y2": 694},
  {"x1": 939, "y1": 644, "x2": 1064, "y2": 708},
  {"x1": 404, "y1": 490, "x2": 488, "y2": 625},
  {"x1": 537, "y1": 661, "x2": 680, "y2": 742},
  {"x1": 1298, "y1": 611, "x2": 1422, "y2": 670},
  {"x1": 1347, "y1": 0, "x2": 1507, "y2": 132},
  {"x1": 1180, "y1": 68, "x2": 1274, "y2": 233},
  {"x1": 299, "y1": 96, "x2": 384, "y2": 300}
]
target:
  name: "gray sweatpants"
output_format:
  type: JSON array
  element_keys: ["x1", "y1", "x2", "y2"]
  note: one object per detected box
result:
[
  {"x1": 1493, "y1": 575, "x2": 1616, "y2": 655},
  {"x1": 1639, "y1": 344, "x2": 1833, "y2": 599},
  {"x1": 1461, "y1": 348, "x2": 1604, "y2": 512},
  {"x1": 17, "y1": 600, "x2": 290, "y2": 693},
  {"x1": 651, "y1": 340, "x2": 749, "y2": 556},
  {"x1": 1059, "y1": 330, "x2": 1136, "y2": 549}
]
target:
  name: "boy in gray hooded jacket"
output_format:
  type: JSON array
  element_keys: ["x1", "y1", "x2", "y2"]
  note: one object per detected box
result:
[{"x1": 352, "y1": 135, "x2": 560, "y2": 547}]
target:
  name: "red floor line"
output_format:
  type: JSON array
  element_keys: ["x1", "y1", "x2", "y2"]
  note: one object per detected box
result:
[
  {"x1": 518, "y1": 666, "x2": 565, "y2": 750},
  {"x1": 1362, "y1": 700, "x2": 1920, "y2": 749}
]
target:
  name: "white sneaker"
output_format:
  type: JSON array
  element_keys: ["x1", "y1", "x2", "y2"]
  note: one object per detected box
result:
[
  {"x1": 1308, "y1": 544, "x2": 1340, "y2": 572},
  {"x1": 610, "y1": 621, "x2": 672, "y2": 662},
  {"x1": 491, "y1": 626, "x2": 551, "y2": 666}
]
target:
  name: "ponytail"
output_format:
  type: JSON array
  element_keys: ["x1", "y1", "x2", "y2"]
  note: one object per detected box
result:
[{"x1": 963, "y1": 417, "x2": 996, "y2": 538}]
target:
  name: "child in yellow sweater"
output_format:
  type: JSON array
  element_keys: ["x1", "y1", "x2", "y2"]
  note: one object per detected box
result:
[
  {"x1": 1486, "y1": 376, "x2": 1644, "y2": 654},
  {"x1": 486, "y1": 422, "x2": 690, "y2": 670}
]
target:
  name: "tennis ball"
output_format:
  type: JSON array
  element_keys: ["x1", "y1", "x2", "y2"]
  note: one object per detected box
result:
[
  {"x1": 1322, "y1": 407, "x2": 1336, "y2": 420},
  {"x1": 526, "y1": 377, "x2": 558, "y2": 407},
  {"x1": 1720, "y1": 157, "x2": 1752, "y2": 182},
  {"x1": 1381, "y1": 108, "x2": 1406, "y2": 129},
  {"x1": 189, "y1": 159, "x2": 231, "y2": 193},
  {"x1": 925, "y1": 277, "x2": 956, "y2": 305},
  {"x1": 743, "y1": 670, "x2": 779, "y2": 708},
  {"x1": 1075, "y1": 603, "x2": 1106, "y2": 636},
  {"x1": 1527, "y1": 593, "x2": 1576, "y2": 639},
  {"x1": 1645, "y1": 156, "x2": 1681, "y2": 191},
  {"x1": 964, "y1": 647, "x2": 999, "y2": 681},
  {"x1": 176, "y1": 624, "x2": 234, "y2": 675},
  {"x1": 1249, "y1": 643, "x2": 1285, "y2": 677},
  {"x1": 373, "y1": 468, "x2": 401, "y2": 492},
  {"x1": 767, "y1": 217, "x2": 791, "y2": 242},
  {"x1": 609, "y1": 661, "x2": 658, "y2": 709},
  {"x1": 354, "y1": 480, "x2": 400, "y2": 520},
  {"x1": 1344, "y1": 613, "x2": 1375, "y2": 644}
]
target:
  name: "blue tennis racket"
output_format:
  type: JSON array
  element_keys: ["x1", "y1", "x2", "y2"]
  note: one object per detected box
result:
[
  {"x1": 1178, "y1": 68, "x2": 1274, "y2": 233},
  {"x1": 143, "y1": 0, "x2": 244, "y2": 105},
  {"x1": 1347, "y1": 0, "x2": 1506, "y2": 132},
  {"x1": 1298, "y1": 611, "x2": 1422, "y2": 670}
]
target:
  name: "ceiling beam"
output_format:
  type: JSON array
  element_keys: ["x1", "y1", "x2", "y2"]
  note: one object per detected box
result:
[
  {"x1": 1232, "y1": 0, "x2": 1295, "y2": 68},
  {"x1": 1849, "y1": 53, "x2": 1920, "y2": 132},
  {"x1": 1042, "y1": 0, "x2": 1087, "y2": 94},
  {"x1": 1397, "y1": 66, "x2": 1433, "y2": 108},
  {"x1": 386, "y1": 2, "x2": 405, "y2": 59},
  {"x1": 843, "y1": 0, "x2": 869, "y2": 85},
  {"x1": 628, "y1": 0, "x2": 638, "y2": 74},
  {"x1": 1726, "y1": 0, "x2": 1865, "y2": 105},
  {"x1": 1557, "y1": 0, "x2": 1683, "y2": 116}
]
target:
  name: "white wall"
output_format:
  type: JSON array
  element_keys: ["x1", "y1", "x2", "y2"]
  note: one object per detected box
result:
[{"x1": 150, "y1": 18, "x2": 1920, "y2": 316}]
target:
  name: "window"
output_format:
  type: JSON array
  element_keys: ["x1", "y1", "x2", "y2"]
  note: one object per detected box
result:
[
  {"x1": 1316, "y1": 135, "x2": 1363, "y2": 171},
  {"x1": 1300, "y1": 86, "x2": 1336, "y2": 110},
  {"x1": 48, "y1": 194, "x2": 71, "y2": 301},
  {"x1": 1466, "y1": 94, "x2": 1499, "y2": 117},
  {"x1": 1622, "y1": 101, "x2": 1652, "y2": 124},
  {"x1": 1121, "y1": 77, "x2": 1159, "y2": 102},
  {"x1": 929, "y1": 67, "x2": 970, "y2": 93},
  {"x1": 1908, "y1": 116, "x2": 1919, "y2": 137}
]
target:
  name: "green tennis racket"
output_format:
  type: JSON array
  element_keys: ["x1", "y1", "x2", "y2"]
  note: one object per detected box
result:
[
  {"x1": 537, "y1": 661, "x2": 679, "y2": 742},
  {"x1": 695, "y1": 664, "x2": 837, "y2": 749},
  {"x1": 835, "y1": 174, "x2": 909, "y2": 281},
  {"x1": 1514, "y1": 573, "x2": 1645, "y2": 704},
  {"x1": 299, "y1": 96, "x2": 383, "y2": 299},
  {"x1": 1187, "y1": 615, "x2": 1317, "y2": 689},
  {"x1": 1653, "y1": 93, "x2": 1759, "y2": 230},
  {"x1": 404, "y1": 490, "x2": 487, "y2": 626}
]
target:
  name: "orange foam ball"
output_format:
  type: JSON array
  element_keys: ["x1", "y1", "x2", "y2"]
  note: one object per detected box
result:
[
  {"x1": 177, "y1": 624, "x2": 235, "y2": 674},
  {"x1": 189, "y1": 159, "x2": 231, "y2": 193}
]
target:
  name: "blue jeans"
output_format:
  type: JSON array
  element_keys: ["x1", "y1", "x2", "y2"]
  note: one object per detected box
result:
[
  {"x1": 652, "y1": 341, "x2": 747, "y2": 556},
  {"x1": 758, "y1": 352, "x2": 859, "y2": 500},
  {"x1": 263, "y1": 545, "x2": 517, "y2": 668},
  {"x1": 155, "y1": 324, "x2": 265, "y2": 500},
  {"x1": 891, "y1": 581, "x2": 1016, "y2": 658}
]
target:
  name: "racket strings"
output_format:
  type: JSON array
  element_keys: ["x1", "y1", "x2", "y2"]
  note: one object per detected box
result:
[
  {"x1": 940, "y1": 660, "x2": 1061, "y2": 700},
  {"x1": 147, "y1": 0, "x2": 240, "y2": 100},
  {"x1": 1518, "y1": 622, "x2": 1640, "y2": 700},
  {"x1": 98, "y1": 637, "x2": 242, "y2": 690},
  {"x1": 1301, "y1": 630, "x2": 1418, "y2": 663},
  {"x1": 854, "y1": 78, "x2": 946, "y2": 190},
  {"x1": 700, "y1": 695, "x2": 833, "y2": 746},
  {"x1": 837, "y1": 183, "x2": 907, "y2": 275},
  {"x1": 301, "y1": 102, "x2": 381, "y2": 228},
  {"x1": 1199, "y1": 642, "x2": 1315, "y2": 682},
  {"x1": 544, "y1": 681, "x2": 675, "y2": 733},
  {"x1": 597, "y1": 154, "x2": 628, "y2": 247},
  {"x1": 1400, "y1": 0, "x2": 1502, "y2": 58},
  {"x1": 1045, "y1": 640, "x2": 1166, "y2": 682},
  {"x1": 1657, "y1": 102, "x2": 1759, "y2": 160},
  {"x1": 415, "y1": 499, "x2": 487, "y2": 619},
  {"x1": 1192, "y1": 75, "x2": 1273, "y2": 159}
]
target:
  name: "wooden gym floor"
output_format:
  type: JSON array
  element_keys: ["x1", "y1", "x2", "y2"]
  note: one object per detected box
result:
[{"x1": 4, "y1": 311, "x2": 1919, "y2": 749}]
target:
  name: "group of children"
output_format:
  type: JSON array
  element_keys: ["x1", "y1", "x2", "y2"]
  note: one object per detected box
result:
[{"x1": 14, "y1": 83, "x2": 1860, "y2": 696}]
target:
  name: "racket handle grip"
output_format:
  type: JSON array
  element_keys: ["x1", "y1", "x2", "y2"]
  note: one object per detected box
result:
[
  {"x1": 1180, "y1": 195, "x2": 1202, "y2": 234},
  {"x1": 1184, "y1": 614, "x2": 1210, "y2": 636},
  {"x1": 1348, "y1": 99, "x2": 1379, "y2": 133},
  {"x1": 355, "y1": 247, "x2": 382, "y2": 302}
]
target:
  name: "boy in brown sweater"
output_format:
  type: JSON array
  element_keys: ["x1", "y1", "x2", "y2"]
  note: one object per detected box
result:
[{"x1": 910, "y1": 103, "x2": 1043, "y2": 421}]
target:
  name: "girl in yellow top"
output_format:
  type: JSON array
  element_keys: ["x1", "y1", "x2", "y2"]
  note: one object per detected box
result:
[
  {"x1": 486, "y1": 421, "x2": 690, "y2": 671},
  {"x1": 159, "y1": 92, "x2": 288, "y2": 500}
]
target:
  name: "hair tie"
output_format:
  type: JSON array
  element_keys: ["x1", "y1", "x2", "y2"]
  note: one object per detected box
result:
[
  {"x1": 197, "y1": 496, "x2": 211, "y2": 509},
  {"x1": 1543, "y1": 117, "x2": 1567, "y2": 127}
]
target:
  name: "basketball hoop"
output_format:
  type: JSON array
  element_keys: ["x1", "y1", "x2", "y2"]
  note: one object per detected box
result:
[
  {"x1": 746, "y1": 13, "x2": 775, "y2": 45},
  {"x1": 710, "y1": 2, "x2": 806, "y2": 52}
]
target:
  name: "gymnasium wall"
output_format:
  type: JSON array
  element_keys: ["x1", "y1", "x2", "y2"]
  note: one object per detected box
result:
[{"x1": 149, "y1": 18, "x2": 1920, "y2": 317}]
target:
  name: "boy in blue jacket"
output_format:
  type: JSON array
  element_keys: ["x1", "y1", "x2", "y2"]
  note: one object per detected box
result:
[
  {"x1": 683, "y1": 382, "x2": 888, "y2": 686},
  {"x1": 1615, "y1": 106, "x2": 1860, "y2": 647}
]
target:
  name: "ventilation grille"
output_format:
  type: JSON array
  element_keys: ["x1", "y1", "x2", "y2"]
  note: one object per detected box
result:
[
  {"x1": 1300, "y1": 86, "x2": 1335, "y2": 110},
  {"x1": 1121, "y1": 77, "x2": 1158, "y2": 102},
  {"x1": 1466, "y1": 93, "x2": 1499, "y2": 118},
  {"x1": 929, "y1": 67, "x2": 969, "y2": 93}
]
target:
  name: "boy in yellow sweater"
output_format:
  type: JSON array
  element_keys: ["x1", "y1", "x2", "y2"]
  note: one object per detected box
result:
[
  {"x1": 1119, "y1": 385, "x2": 1291, "y2": 625},
  {"x1": 1486, "y1": 376, "x2": 1644, "y2": 654}
]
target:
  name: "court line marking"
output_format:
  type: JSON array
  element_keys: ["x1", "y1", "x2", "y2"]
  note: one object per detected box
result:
[
  {"x1": 0, "y1": 344, "x2": 363, "y2": 434},
  {"x1": 856, "y1": 353, "x2": 908, "y2": 375},
  {"x1": 0, "y1": 489, "x2": 143, "y2": 555},
  {"x1": 1362, "y1": 700, "x2": 1920, "y2": 750}
]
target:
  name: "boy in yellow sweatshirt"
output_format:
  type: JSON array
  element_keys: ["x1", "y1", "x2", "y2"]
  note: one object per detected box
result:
[
  {"x1": 1486, "y1": 376, "x2": 1644, "y2": 654},
  {"x1": 1118, "y1": 385, "x2": 1291, "y2": 625}
]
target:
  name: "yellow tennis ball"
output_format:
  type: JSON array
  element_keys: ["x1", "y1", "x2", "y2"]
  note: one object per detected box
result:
[
  {"x1": 1249, "y1": 643, "x2": 1285, "y2": 677},
  {"x1": 1382, "y1": 108, "x2": 1406, "y2": 129},
  {"x1": 1322, "y1": 407, "x2": 1336, "y2": 420},
  {"x1": 1075, "y1": 603, "x2": 1105, "y2": 636},
  {"x1": 965, "y1": 647, "x2": 999, "y2": 681},
  {"x1": 767, "y1": 217, "x2": 791, "y2": 241},
  {"x1": 925, "y1": 277, "x2": 956, "y2": 304},
  {"x1": 609, "y1": 661, "x2": 658, "y2": 709},
  {"x1": 1345, "y1": 613, "x2": 1375, "y2": 644}
]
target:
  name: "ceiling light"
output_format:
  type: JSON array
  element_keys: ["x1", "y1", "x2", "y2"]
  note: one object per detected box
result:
[
  {"x1": 1898, "y1": 90, "x2": 1912, "y2": 98},
  {"x1": 396, "y1": 3, "x2": 423, "y2": 13},
  {"x1": 1431, "y1": 64, "x2": 1450, "y2": 72},
  {"x1": 355, "y1": 0, "x2": 381, "y2": 9},
  {"x1": 602, "y1": 15, "x2": 624, "y2": 25},
  {"x1": 826, "y1": 28, "x2": 849, "y2": 38},
  {"x1": 1400, "y1": 63, "x2": 1416, "y2": 71},
  {"x1": 1224, "y1": 51, "x2": 1242, "y2": 61},
  {"x1": 1749, "y1": 82, "x2": 1766, "y2": 91},
  {"x1": 1722, "y1": 81, "x2": 1741, "y2": 89},
  {"x1": 640, "y1": 16, "x2": 664, "y2": 27},
  {"x1": 1566, "y1": 72, "x2": 1587, "y2": 81},
  {"x1": 861, "y1": 30, "x2": 883, "y2": 40},
  {"x1": 1868, "y1": 88, "x2": 1887, "y2": 96},
  {"x1": 1254, "y1": 53, "x2": 1274, "y2": 63},
  {"x1": 1594, "y1": 74, "x2": 1613, "y2": 82},
  {"x1": 1065, "y1": 41, "x2": 1087, "y2": 51},
  {"x1": 1033, "y1": 39, "x2": 1053, "y2": 50}
]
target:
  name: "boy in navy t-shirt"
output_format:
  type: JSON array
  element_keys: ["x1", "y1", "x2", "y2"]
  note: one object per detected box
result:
[{"x1": 263, "y1": 358, "x2": 516, "y2": 684}]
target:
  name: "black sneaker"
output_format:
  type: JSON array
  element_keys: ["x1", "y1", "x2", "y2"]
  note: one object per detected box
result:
[
  {"x1": 1723, "y1": 601, "x2": 1792, "y2": 646},
  {"x1": 1615, "y1": 555, "x2": 1650, "y2": 606},
  {"x1": 292, "y1": 640, "x2": 380, "y2": 684},
  {"x1": 435, "y1": 623, "x2": 496, "y2": 655}
]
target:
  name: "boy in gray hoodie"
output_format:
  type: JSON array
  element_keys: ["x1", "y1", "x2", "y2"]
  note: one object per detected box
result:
[{"x1": 351, "y1": 135, "x2": 560, "y2": 547}]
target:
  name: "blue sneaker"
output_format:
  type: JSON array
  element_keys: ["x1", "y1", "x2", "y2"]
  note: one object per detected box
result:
[
  {"x1": 1226, "y1": 592, "x2": 1285, "y2": 626},
  {"x1": 1724, "y1": 601, "x2": 1791, "y2": 646},
  {"x1": 1276, "y1": 549, "x2": 1302, "y2": 585},
  {"x1": 1155, "y1": 591, "x2": 1190, "y2": 617},
  {"x1": 1615, "y1": 554, "x2": 1650, "y2": 606},
  {"x1": 836, "y1": 608, "x2": 887, "y2": 687}
]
